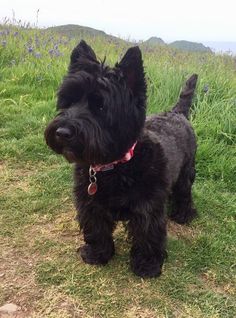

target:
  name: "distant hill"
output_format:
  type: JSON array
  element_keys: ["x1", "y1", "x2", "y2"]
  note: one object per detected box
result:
[
  {"x1": 169, "y1": 40, "x2": 212, "y2": 52},
  {"x1": 47, "y1": 24, "x2": 212, "y2": 53},
  {"x1": 46, "y1": 24, "x2": 126, "y2": 44},
  {"x1": 143, "y1": 37, "x2": 165, "y2": 46}
]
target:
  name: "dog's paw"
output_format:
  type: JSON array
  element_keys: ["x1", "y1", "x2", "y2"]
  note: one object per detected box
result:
[
  {"x1": 78, "y1": 243, "x2": 114, "y2": 265},
  {"x1": 170, "y1": 208, "x2": 197, "y2": 224},
  {"x1": 130, "y1": 250, "x2": 167, "y2": 278}
]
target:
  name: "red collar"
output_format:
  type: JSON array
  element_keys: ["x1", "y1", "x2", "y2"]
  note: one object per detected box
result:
[{"x1": 91, "y1": 142, "x2": 137, "y2": 172}]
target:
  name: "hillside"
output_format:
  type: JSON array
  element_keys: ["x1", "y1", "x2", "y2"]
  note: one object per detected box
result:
[
  {"x1": 143, "y1": 36, "x2": 165, "y2": 46},
  {"x1": 169, "y1": 40, "x2": 212, "y2": 52},
  {"x1": 47, "y1": 24, "x2": 211, "y2": 53},
  {"x1": 46, "y1": 24, "x2": 126, "y2": 44}
]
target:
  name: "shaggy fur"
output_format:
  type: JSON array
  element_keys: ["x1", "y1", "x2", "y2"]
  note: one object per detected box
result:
[{"x1": 45, "y1": 40, "x2": 198, "y2": 277}]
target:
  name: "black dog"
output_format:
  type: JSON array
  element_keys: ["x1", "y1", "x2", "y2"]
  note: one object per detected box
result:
[{"x1": 45, "y1": 40, "x2": 198, "y2": 278}]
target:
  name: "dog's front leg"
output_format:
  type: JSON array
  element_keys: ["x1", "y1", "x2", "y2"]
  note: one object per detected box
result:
[
  {"x1": 78, "y1": 207, "x2": 115, "y2": 265},
  {"x1": 128, "y1": 202, "x2": 167, "y2": 278}
]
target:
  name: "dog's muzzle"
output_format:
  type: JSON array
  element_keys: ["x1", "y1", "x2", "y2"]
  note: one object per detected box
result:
[
  {"x1": 55, "y1": 127, "x2": 73, "y2": 141},
  {"x1": 45, "y1": 120, "x2": 84, "y2": 163}
]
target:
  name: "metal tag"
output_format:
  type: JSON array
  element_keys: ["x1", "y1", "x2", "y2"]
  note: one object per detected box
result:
[{"x1": 88, "y1": 182, "x2": 97, "y2": 195}]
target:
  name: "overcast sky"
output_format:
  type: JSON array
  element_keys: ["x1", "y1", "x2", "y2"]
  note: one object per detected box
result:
[{"x1": 1, "y1": 0, "x2": 236, "y2": 42}]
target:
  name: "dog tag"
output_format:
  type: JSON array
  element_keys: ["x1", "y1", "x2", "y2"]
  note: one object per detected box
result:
[
  {"x1": 88, "y1": 182, "x2": 97, "y2": 195},
  {"x1": 88, "y1": 166, "x2": 97, "y2": 195}
]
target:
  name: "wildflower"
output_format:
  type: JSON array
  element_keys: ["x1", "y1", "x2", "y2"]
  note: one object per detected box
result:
[
  {"x1": 28, "y1": 46, "x2": 33, "y2": 53},
  {"x1": 14, "y1": 32, "x2": 19, "y2": 37},
  {"x1": 203, "y1": 84, "x2": 209, "y2": 93},
  {"x1": 48, "y1": 49, "x2": 63, "y2": 57},
  {"x1": 54, "y1": 50, "x2": 62, "y2": 57},
  {"x1": 49, "y1": 48, "x2": 53, "y2": 54},
  {"x1": 34, "y1": 52, "x2": 42, "y2": 58}
]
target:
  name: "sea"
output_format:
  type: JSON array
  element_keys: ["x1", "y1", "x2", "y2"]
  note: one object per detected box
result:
[{"x1": 203, "y1": 42, "x2": 236, "y2": 55}]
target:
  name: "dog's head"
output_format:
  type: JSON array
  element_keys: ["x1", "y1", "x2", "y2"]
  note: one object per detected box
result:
[{"x1": 45, "y1": 40, "x2": 146, "y2": 166}]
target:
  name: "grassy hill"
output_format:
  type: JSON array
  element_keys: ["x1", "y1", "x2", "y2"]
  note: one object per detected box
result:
[
  {"x1": 47, "y1": 24, "x2": 128, "y2": 45},
  {"x1": 143, "y1": 36, "x2": 166, "y2": 46},
  {"x1": 47, "y1": 24, "x2": 108, "y2": 38},
  {"x1": 48, "y1": 24, "x2": 212, "y2": 52},
  {"x1": 0, "y1": 23, "x2": 236, "y2": 317},
  {"x1": 170, "y1": 40, "x2": 212, "y2": 52}
]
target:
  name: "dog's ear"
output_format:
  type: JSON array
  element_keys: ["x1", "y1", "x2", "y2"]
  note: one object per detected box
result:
[
  {"x1": 117, "y1": 46, "x2": 146, "y2": 95},
  {"x1": 70, "y1": 40, "x2": 98, "y2": 65}
]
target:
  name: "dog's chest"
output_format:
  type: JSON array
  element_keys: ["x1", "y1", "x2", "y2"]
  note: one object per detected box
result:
[
  {"x1": 95, "y1": 169, "x2": 137, "y2": 203},
  {"x1": 75, "y1": 166, "x2": 140, "y2": 207}
]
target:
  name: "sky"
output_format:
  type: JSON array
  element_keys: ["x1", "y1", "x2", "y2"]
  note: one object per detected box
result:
[{"x1": 1, "y1": 0, "x2": 236, "y2": 43}]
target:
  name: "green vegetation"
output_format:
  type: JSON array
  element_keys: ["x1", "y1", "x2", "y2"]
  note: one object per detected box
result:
[
  {"x1": 0, "y1": 23, "x2": 236, "y2": 317},
  {"x1": 169, "y1": 40, "x2": 212, "y2": 53}
]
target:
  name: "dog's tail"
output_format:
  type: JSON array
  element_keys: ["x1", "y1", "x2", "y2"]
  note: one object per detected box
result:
[{"x1": 172, "y1": 74, "x2": 198, "y2": 119}]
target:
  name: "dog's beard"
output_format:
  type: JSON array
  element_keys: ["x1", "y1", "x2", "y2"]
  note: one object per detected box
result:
[
  {"x1": 45, "y1": 109, "x2": 132, "y2": 167},
  {"x1": 62, "y1": 149, "x2": 79, "y2": 163},
  {"x1": 45, "y1": 123, "x2": 110, "y2": 166}
]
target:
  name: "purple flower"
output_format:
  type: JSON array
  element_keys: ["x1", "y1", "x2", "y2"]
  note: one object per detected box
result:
[
  {"x1": 48, "y1": 49, "x2": 63, "y2": 57},
  {"x1": 54, "y1": 50, "x2": 61, "y2": 57},
  {"x1": 49, "y1": 49, "x2": 54, "y2": 55},
  {"x1": 34, "y1": 52, "x2": 42, "y2": 58},
  {"x1": 28, "y1": 46, "x2": 33, "y2": 53}
]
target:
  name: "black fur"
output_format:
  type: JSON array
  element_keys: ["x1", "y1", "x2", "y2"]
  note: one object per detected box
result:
[{"x1": 45, "y1": 40, "x2": 198, "y2": 278}]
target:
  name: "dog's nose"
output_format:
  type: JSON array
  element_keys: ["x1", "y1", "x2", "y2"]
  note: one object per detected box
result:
[{"x1": 56, "y1": 127, "x2": 73, "y2": 140}]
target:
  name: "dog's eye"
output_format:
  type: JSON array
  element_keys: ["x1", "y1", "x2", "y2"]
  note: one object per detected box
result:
[{"x1": 88, "y1": 93, "x2": 104, "y2": 112}]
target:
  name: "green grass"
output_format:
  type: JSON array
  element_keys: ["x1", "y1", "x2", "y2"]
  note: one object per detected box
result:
[{"x1": 0, "y1": 23, "x2": 236, "y2": 318}]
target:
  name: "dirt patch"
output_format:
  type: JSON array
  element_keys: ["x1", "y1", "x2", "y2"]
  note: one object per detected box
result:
[
  {"x1": 167, "y1": 220, "x2": 200, "y2": 241},
  {"x1": 0, "y1": 164, "x2": 34, "y2": 195},
  {"x1": 124, "y1": 306, "x2": 158, "y2": 318},
  {"x1": 0, "y1": 206, "x2": 80, "y2": 318},
  {"x1": 22, "y1": 207, "x2": 79, "y2": 247},
  {"x1": 0, "y1": 238, "x2": 42, "y2": 317},
  {"x1": 199, "y1": 270, "x2": 235, "y2": 296},
  {"x1": 30, "y1": 287, "x2": 88, "y2": 318}
]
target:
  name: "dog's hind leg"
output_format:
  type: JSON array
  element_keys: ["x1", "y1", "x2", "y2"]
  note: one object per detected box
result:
[{"x1": 170, "y1": 161, "x2": 197, "y2": 224}]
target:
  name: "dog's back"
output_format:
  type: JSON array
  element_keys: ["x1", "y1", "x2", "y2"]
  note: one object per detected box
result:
[{"x1": 145, "y1": 74, "x2": 197, "y2": 188}]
